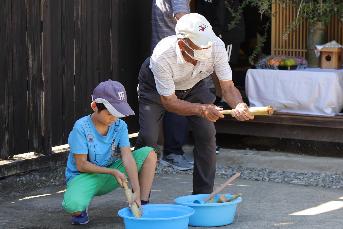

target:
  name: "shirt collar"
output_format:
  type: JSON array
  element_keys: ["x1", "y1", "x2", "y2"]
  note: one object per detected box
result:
[{"x1": 175, "y1": 42, "x2": 186, "y2": 64}]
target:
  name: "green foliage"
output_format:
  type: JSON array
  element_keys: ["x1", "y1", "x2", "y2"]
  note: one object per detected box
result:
[
  {"x1": 225, "y1": 0, "x2": 273, "y2": 31},
  {"x1": 232, "y1": 0, "x2": 343, "y2": 25},
  {"x1": 283, "y1": 0, "x2": 343, "y2": 38},
  {"x1": 291, "y1": 0, "x2": 343, "y2": 25},
  {"x1": 224, "y1": 0, "x2": 273, "y2": 64},
  {"x1": 248, "y1": 21, "x2": 270, "y2": 65}
]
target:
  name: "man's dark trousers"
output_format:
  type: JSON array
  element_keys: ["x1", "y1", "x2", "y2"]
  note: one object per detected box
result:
[{"x1": 136, "y1": 58, "x2": 217, "y2": 194}]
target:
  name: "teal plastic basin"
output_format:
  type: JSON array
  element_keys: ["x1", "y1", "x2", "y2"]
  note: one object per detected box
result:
[
  {"x1": 175, "y1": 193, "x2": 242, "y2": 227},
  {"x1": 118, "y1": 204, "x2": 194, "y2": 229}
]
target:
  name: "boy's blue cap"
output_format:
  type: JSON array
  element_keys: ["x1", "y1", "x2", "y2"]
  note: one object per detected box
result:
[{"x1": 92, "y1": 80, "x2": 135, "y2": 117}]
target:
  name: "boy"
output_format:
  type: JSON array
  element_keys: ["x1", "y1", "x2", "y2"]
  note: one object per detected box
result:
[{"x1": 62, "y1": 80, "x2": 157, "y2": 225}]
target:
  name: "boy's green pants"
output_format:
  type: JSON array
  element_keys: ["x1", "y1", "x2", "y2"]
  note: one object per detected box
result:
[{"x1": 62, "y1": 146, "x2": 153, "y2": 213}]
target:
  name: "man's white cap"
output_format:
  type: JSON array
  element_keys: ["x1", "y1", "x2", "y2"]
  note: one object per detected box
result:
[{"x1": 175, "y1": 13, "x2": 217, "y2": 48}]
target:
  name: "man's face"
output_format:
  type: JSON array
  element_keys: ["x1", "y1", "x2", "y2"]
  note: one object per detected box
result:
[
  {"x1": 178, "y1": 38, "x2": 212, "y2": 61},
  {"x1": 179, "y1": 38, "x2": 201, "y2": 55}
]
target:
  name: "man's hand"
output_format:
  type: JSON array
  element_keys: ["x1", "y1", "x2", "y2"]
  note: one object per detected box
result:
[
  {"x1": 231, "y1": 103, "x2": 254, "y2": 121},
  {"x1": 200, "y1": 105, "x2": 224, "y2": 122},
  {"x1": 111, "y1": 169, "x2": 127, "y2": 187}
]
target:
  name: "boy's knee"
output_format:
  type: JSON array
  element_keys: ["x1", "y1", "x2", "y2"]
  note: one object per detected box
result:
[
  {"x1": 133, "y1": 147, "x2": 157, "y2": 169},
  {"x1": 62, "y1": 187, "x2": 93, "y2": 214},
  {"x1": 146, "y1": 150, "x2": 157, "y2": 163},
  {"x1": 62, "y1": 197, "x2": 88, "y2": 214}
]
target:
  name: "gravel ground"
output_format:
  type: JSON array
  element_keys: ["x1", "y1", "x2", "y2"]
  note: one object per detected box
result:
[
  {"x1": 156, "y1": 146, "x2": 343, "y2": 189},
  {"x1": 157, "y1": 164, "x2": 343, "y2": 189}
]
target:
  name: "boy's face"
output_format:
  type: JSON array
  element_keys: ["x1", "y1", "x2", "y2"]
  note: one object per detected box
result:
[
  {"x1": 91, "y1": 102, "x2": 118, "y2": 126},
  {"x1": 97, "y1": 109, "x2": 118, "y2": 126}
]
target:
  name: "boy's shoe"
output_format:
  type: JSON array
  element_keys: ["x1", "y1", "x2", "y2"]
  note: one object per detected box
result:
[
  {"x1": 71, "y1": 209, "x2": 89, "y2": 225},
  {"x1": 160, "y1": 154, "x2": 193, "y2": 171}
]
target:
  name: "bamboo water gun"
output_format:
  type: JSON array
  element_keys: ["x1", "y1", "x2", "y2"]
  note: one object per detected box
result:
[
  {"x1": 220, "y1": 106, "x2": 274, "y2": 116},
  {"x1": 122, "y1": 180, "x2": 141, "y2": 218}
]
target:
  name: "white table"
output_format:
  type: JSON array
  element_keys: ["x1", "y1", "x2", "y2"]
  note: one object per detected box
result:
[{"x1": 245, "y1": 68, "x2": 343, "y2": 116}]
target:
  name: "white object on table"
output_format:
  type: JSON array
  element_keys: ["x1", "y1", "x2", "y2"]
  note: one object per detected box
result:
[{"x1": 245, "y1": 68, "x2": 343, "y2": 116}]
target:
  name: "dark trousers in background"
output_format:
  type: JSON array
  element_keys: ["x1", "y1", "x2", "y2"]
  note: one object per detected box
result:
[
  {"x1": 136, "y1": 58, "x2": 217, "y2": 194},
  {"x1": 163, "y1": 112, "x2": 188, "y2": 157}
]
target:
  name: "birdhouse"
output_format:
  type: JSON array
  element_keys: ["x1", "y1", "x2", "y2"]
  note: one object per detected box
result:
[{"x1": 320, "y1": 47, "x2": 343, "y2": 69}]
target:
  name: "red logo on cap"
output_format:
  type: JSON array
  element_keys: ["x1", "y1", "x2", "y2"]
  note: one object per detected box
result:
[{"x1": 199, "y1": 24, "x2": 207, "y2": 32}]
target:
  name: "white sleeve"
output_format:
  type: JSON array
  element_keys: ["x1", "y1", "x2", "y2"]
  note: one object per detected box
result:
[
  {"x1": 149, "y1": 57, "x2": 176, "y2": 96},
  {"x1": 213, "y1": 39, "x2": 232, "y2": 81}
]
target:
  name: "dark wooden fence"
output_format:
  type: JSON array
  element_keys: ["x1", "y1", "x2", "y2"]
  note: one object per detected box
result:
[{"x1": 0, "y1": 0, "x2": 151, "y2": 159}]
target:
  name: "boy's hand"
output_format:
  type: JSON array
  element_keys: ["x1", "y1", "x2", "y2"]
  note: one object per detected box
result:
[
  {"x1": 111, "y1": 169, "x2": 127, "y2": 187},
  {"x1": 129, "y1": 191, "x2": 141, "y2": 207}
]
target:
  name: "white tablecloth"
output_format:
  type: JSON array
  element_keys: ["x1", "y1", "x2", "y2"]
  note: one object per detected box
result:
[{"x1": 245, "y1": 68, "x2": 343, "y2": 116}]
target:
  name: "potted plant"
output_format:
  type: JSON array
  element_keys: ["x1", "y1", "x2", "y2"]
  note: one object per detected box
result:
[{"x1": 285, "y1": 0, "x2": 343, "y2": 67}]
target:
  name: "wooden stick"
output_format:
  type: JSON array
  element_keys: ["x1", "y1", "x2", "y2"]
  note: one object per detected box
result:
[
  {"x1": 217, "y1": 194, "x2": 229, "y2": 203},
  {"x1": 122, "y1": 181, "x2": 141, "y2": 218},
  {"x1": 220, "y1": 106, "x2": 274, "y2": 116},
  {"x1": 225, "y1": 193, "x2": 241, "y2": 202},
  {"x1": 204, "y1": 172, "x2": 241, "y2": 203}
]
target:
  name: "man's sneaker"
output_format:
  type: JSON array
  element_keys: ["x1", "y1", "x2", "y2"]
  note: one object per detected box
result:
[
  {"x1": 186, "y1": 156, "x2": 194, "y2": 165},
  {"x1": 216, "y1": 146, "x2": 221, "y2": 155},
  {"x1": 160, "y1": 154, "x2": 193, "y2": 171},
  {"x1": 71, "y1": 209, "x2": 89, "y2": 225}
]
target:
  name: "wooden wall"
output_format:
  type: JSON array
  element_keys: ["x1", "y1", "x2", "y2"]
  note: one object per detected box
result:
[{"x1": 0, "y1": 0, "x2": 151, "y2": 158}]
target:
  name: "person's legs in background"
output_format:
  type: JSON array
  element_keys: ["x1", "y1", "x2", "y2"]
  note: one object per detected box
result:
[
  {"x1": 160, "y1": 112, "x2": 193, "y2": 171},
  {"x1": 136, "y1": 57, "x2": 166, "y2": 151}
]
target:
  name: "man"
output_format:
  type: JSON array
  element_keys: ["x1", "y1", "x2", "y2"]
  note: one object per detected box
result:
[
  {"x1": 62, "y1": 80, "x2": 157, "y2": 225},
  {"x1": 136, "y1": 13, "x2": 253, "y2": 194}
]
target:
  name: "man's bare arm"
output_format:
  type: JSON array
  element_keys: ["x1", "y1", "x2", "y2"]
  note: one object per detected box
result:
[
  {"x1": 219, "y1": 80, "x2": 244, "y2": 108},
  {"x1": 160, "y1": 94, "x2": 224, "y2": 122},
  {"x1": 219, "y1": 80, "x2": 254, "y2": 121}
]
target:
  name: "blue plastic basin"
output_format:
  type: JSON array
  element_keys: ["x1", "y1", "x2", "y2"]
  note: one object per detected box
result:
[
  {"x1": 118, "y1": 204, "x2": 194, "y2": 229},
  {"x1": 175, "y1": 193, "x2": 242, "y2": 227}
]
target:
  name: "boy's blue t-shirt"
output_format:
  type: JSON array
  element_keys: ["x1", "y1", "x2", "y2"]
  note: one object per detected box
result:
[{"x1": 65, "y1": 115, "x2": 130, "y2": 182}]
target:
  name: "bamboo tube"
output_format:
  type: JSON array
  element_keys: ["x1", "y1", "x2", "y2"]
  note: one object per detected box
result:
[
  {"x1": 216, "y1": 194, "x2": 241, "y2": 203},
  {"x1": 220, "y1": 106, "x2": 274, "y2": 116},
  {"x1": 204, "y1": 172, "x2": 241, "y2": 203},
  {"x1": 217, "y1": 194, "x2": 229, "y2": 203},
  {"x1": 122, "y1": 181, "x2": 142, "y2": 218},
  {"x1": 225, "y1": 194, "x2": 241, "y2": 202}
]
